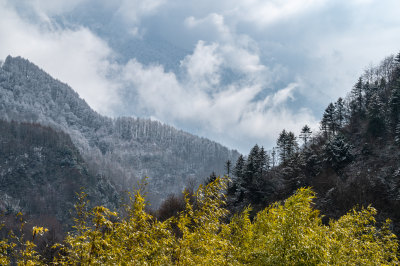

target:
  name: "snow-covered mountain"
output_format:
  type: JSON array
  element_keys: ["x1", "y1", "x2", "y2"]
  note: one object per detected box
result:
[
  {"x1": 0, "y1": 56, "x2": 240, "y2": 206},
  {"x1": 0, "y1": 120, "x2": 119, "y2": 227}
]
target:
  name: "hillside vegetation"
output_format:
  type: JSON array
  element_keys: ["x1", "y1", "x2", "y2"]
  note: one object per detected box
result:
[
  {"x1": 0, "y1": 56, "x2": 239, "y2": 207},
  {"x1": 226, "y1": 51, "x2": 400, "y2": 235},
  {"x1": 0, "y1": 120, "x2": 120, "y2": 248},
  {"x1": 1, "y1": 177, "x2": 398, "y2": 264},
  {"x1": 1, "y1": 51, "x2": 400, "y2": 264}
]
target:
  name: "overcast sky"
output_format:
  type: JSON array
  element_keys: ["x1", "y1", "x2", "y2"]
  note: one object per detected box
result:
[{"x1": 1, "y1": 0, "x2": 400, "y2": 153}]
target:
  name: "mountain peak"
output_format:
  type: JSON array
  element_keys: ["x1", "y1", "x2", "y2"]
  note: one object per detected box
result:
[
  {"x1": 0, "y1": 55, "x2": 240, "y2": 207},
  {"x1": 3, "y1": 55, "x2": 37, "y2": 72}
]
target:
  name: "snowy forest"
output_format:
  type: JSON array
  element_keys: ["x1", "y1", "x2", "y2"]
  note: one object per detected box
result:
[
  {"x1": 1, "y1": 50, "x2": 400, "y2": 264},
  {"x1": 225, "y1": 51, "x2": 400, "y2": 233},
  {"x1": 0, "y1": 55, "x2": 239, "y2": 208}
]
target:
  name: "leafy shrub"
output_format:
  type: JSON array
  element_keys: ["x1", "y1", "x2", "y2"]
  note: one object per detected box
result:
[{"x1": 1, "y1": 177, "x2": 398, "y2": 264}]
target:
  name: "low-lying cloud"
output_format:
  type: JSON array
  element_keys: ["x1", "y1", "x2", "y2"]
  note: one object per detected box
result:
[
  {"x1": 0, "y1": 0, "x2": 120, "y2": 114},
  {"x1": 121, "y1": 37, "x2": 318, "y2": 152},
  {"x1": 1, "y1": 0, "x2": 400, "y2": 153}
]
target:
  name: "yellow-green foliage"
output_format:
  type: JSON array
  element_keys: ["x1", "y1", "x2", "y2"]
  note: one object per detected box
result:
[
  {"x1": 1, "y1": 177, "x2": 399, "y2": 265},
  {"x1": 0, "y1": 213, "x2": 46, "y2": 265},
  {"x1": 0, "y1": 233, "x2": 11, "y2": 265}
]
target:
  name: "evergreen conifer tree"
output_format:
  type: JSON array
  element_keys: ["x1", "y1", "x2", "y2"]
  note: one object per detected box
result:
[
  {"x1": 225, "y1": 160, "x2": 231, "y2": 177},
  {"x1": 321, "y1": 112, "x2": 329, "y2": 139},
  {"x1": 324, "y1": 135, "x2": 353, "y2": 172},
  {"x1": 277, "y1": 130, "x2": 298, "y2": 163},
  {"x1": 245, "y1": 144, "x2": 260, "y2": 183},
  {"x1": 334, "y1": 97, "x2": 345, "y2": 129},
  {"x1": 390, "y1": 78, "x2": 400, "y2": 131},
  {"x1": 300, "y1": 125, "x2": 312, "y2": 145},
  {"x1": 286, "y1": 131, "x2": 298, "y2": 158},
  {"x1": 229, "y1": 155, "x2": 246, "y2": 201},
  {"x1": 321, "y1": 103, "x2": 336, "y2": 139},
  {"x1": 277, "y1": 130, "x2": 288, "y2": 162},
  {"x1": 367, "y1": 93, "x2": 385, "y2": 137},
  {"x1": 393, "y1": 52, "x2": 400, "y2": 79},
  {"x1": 351, "y1": 77, "x2": 364, "y2": 116},
  {"x1": 259, "y1": 147, "x2": 270, "y2": 171},
  {"x1": 326, "y1": 103, "x2": 337, "y2": 136},
  {"x1": 257, "y1": 146, "x2": 267, "y2": 175},
  {"x1": 271, "y1": 147, "x2": 277, "y2": 167},
  {"x1": 234, "y1": 155, "x2": 245, "y2": 178}
]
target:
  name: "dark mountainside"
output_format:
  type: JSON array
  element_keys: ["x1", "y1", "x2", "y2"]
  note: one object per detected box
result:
[
  {"x1": 0, "y1": 51, "x2": 400, "y2": 263},
  {"x1": 225, "y1": 52, "x2": 400, "y2": 235},
  {"x1": 0, "y1": 56, "x2": 240, "y2": 208},
  {"x1": 0, "y1": 120, "x2": 119, "y2": 238},
  {"x1": 1, "y1": 51, "x2": 400, "y2": 254}
]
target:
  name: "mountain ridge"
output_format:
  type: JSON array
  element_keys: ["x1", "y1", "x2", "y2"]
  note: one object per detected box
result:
[{"x1": 0, "y1": 55, "x2": 240, "y2": 206}]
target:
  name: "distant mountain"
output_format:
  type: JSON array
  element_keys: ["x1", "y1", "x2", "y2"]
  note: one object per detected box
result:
[
  {"x1": 0, "y1": 120, "x2": 119, "y2": 228},
  {"x1": 0, "y1": 56, "x2": 240, "y2": 206}
]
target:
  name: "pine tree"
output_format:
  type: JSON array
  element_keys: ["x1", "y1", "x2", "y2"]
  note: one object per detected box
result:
[
  {"x1": 262, "y1": 147, "x2": 271, "y2": 170},
  {"x1": 205, "y1": 171, "x2": 217, "y2": 185},
  {"x1": 234, "y1": 155, "x2": 245, "y2": 178},
  {"x1": 277, "y1": 130, "x2": 288, "y2": 162},
  {"x1": 285, "y1": 131, "x2": 298, "y2": 159},
  {"x1": 225, "y1": 160, "x2": 231, "y2": 177},
  {"x1": 245, "y1": 145, "x2": 268, "y2": 203},
  {"x1": 395, "y1": 52, "x2": 400, "y2": 63},
  {"x1": 321, "y1": 112, "x2": 329, "y2": 139},
  {"x1": 351, "y1": 77, "x2": 364, "y2": 116},
  {"x1": 334, "y1": 97, "x2": 345, "y2": 129},
  {"x1": 321, "y1": 103, "x2": 336, "y2": 139},
  {"x1": 363, "y1": 81, "x2": 372, "y2": 108},
  {"x1": 367, "y1": 93, "x2": 385, "y2": 137},
  {"x1": 327, "y1": 103, "x2": 337, "y2": 135},
  {"x1": 324, "y1": 135, "x2": 353, "y2": 172},
  {"x1": 229, "y1": 155, "x2": 246, "y2": 201},
  {"x1": 277, "y1": 130, "x2": 298, "y2": 163},
  {"x1": 271, "y1": 147, "x2": 277, "y2": 167},
  {"x1": 392, "y1": 52, "x2": 400, "y2": 83},
  {"x1": 245, "y1": 144, "x2": 260, "y2": 182},
  {"x1": 390, "y1": 78, "x2": 400, "y2": 131},
  {"x1": 258, "y1": 147, "x2": 267, "y2": 175},
  {"x1": 300, "y1": 125, "x2": 312, "y2": 145},
  {"x1": 379, "y1": 77, "x2": 387, "y2": 90}
]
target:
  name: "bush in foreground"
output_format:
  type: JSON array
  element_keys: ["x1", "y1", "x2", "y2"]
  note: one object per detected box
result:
[{"x1": 1, "y1": 177, "x2": 398, "y2": 265}]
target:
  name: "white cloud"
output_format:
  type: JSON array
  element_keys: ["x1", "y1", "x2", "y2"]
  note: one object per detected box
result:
[
  {"x1": 25, "y1": 0, "x2": 88, "y2": 13},
  {"x1": 0, "y1": 1, "x2": 322, "y2": 152},
  {"x1": 0, "y1": 1, "x2": 121, "y2": 114},
  {"x1": 2, "y1": 0, "x2": 399, "y2": 153},
  {"x1": 121, "y1": 45, "x2": 317, "y2": 152},
  {"x1": 183, "y1": 13, "x2": 269, "y2": 85},
  {"x1": 227, "y1": 0, "x2": 327, "y2": 28},
  {"x1": 289, "y1": 1, "x2": 400, "y2": 103},
  {"x1": 185, "y1": 13, "x2": 231, "y2": 40},
  {"x1": 269, "y1": 83, "x2": 296, "y2": 107},
  {"x1": 3, "y1": 0, "x2": 89, "y2": 23},
  {"x1": 180, "y1": 41, "x2": 222, "y2": 88},
  {"x1": 117, "y1": 0, "x2": 166, "y2": 24}
]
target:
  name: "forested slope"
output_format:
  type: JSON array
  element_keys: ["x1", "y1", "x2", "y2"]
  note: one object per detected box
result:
[
  {"x1": 1, "y1": 52, "x2": 400, "y2": 265},
  {"x1": 0, "y1": 56, "x2": 239, "y2": 206},
  {"x1": 0, "y1": 120, "x2": 119, "y2": 231},
  {"x1": 227, "y1": 51, "x2": 400, "y2": 235}
]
